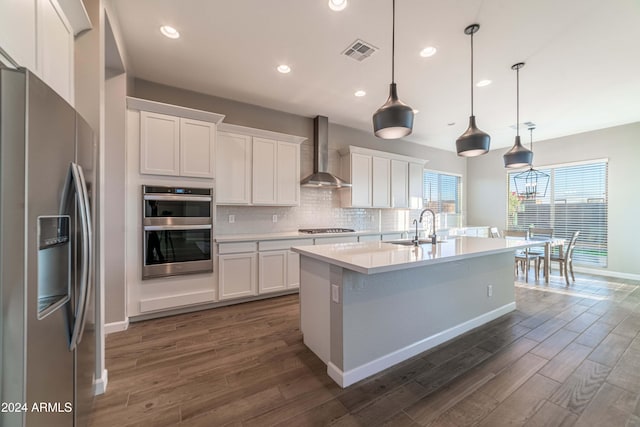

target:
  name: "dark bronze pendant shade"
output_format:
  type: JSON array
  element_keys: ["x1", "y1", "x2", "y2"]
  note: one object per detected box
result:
[
  {"x1": 373, "y1": 0, "x2": 414, "y2": 139},
  {"x1": 373, "y1": 83, "x2": 414, "y2": 139},
  {"x1": 503, "y1": 62, "x2": 533, "y2": 168},
  {"x1": 456, "y1": 24, "x2": 490, "y2": 157}
]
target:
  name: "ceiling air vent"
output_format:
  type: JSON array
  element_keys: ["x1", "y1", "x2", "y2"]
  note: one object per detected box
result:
[
  {"x1": 342, "y1": 39, "x2": 378, "y2": 62},
  {"x1": 510, "y1": 121, "x2": 536, "y2": 130}
]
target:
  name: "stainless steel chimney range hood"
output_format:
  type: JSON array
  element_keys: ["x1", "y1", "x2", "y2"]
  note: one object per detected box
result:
[{"x1": 300, "y1": 116, "x2": 351, "y2": 188}]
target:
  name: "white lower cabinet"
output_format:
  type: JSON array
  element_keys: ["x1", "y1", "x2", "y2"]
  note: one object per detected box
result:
[
  {"x1": 287, "y1": 251, "x2": 300, "y2": 289},
  {"x1": 218, "y1": 253, "x2": 258, "y2": 300},
  {"x1": 258, "y1": 250, "x2": 288, "y2": 293}
]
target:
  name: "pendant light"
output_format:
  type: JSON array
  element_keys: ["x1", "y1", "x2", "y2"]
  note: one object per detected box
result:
[
  {"x1": 503, "y1": 62, "x2": 533, "y2": 168},
  {"x1": 513, "y1": 127, "x2": 550, "y2": 199},
  {"x1": 456, "y1": 24, "x2": 490, "y2": 157},
  {"x1": 372, "y1": 0, "x2": 414, "y2": 139}
]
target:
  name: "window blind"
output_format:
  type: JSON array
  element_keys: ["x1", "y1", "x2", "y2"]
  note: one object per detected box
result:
[
  {"x1": 507, "y1": 161, "x2": 608, "y2": 267},
  {"x1": 424, "y1": 171, "x2": 462, "y2": 229}
]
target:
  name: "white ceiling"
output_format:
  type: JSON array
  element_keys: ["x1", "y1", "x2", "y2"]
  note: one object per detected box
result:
[{"x1": 110, "y1": 0, "x2": 640, "y2": 152}]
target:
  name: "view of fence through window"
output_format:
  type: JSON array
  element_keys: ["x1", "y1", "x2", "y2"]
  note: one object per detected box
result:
[
  {"x1": 507, "y1": 160, "x2": 608, "y2": 267},
  {"x1": 423, "y1": 171, "x2": 462, "y2": 229}
]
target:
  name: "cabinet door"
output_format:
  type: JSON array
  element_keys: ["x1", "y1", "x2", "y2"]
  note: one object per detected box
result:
[
  {"x1": 287, "y1": 250, "x2": 300, "y2": 289},
  {"x1": 276, "y1": 141, "x2": 300, "y2": 205},
  {"x1": 140, "y1": 111, "x2": 180, "y2": 176},
  {"x1": 38, "y1": 0, "x2": 74, "y2": 104},
  {"x1": 218, "y1": 253, "x2": 257, "y2": 300},
  {"x1": 0, "y1": 0, "x2": 37, "y2": 71},
  {"x1": 372, "y1": 156, "x2": 391, "y2": 208},
  {"x1": 391, "y1": 159, "x2": 409, "y2": 208},
  {"x1": 408, "y1": 162, "x2": 424, "y2": 209},
  {"x1": 258, "y1": 250, "x2": 288, "y2": 294},
  {"x1": 351, "y1": 153, "x2": 372, "y2": 207},
  {"x1": 216, "y1": 132, "x2": 251, "y2": 204},
  {"x1": 252, "y1": 137, "x2": 277, "y2": 205},
  {"x1": 180, "y1": 118, "x2": 216, "y2": 178}
]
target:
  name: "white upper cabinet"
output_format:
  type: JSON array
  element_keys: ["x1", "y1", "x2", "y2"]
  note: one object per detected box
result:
[
  {"x1": 216, "y1": 132, "x2": 252, "y2": 204},
  {"x1": 217, "y1": 123, "x2": 304, "y2": 207},
  {"x1": 39, "y1": 0, "x2": 74, "y2": 104},
  {"x1": 129, "y1": 98, "x2": 224, "y2": 179},
  {"x1": 0, "y1": 0, "x2": 37, "y2": 70},
  {"x1": 276, "y1": 141, "x2": 300, "y2": 205},
  {"x1": 252, "y1": 137, "x2": 278, "y2": 204},
  {"x1": 340, "y1": 152, "x2": 372, "y2": 208},
  {"x1": 372, "y1": 156, "x2": 391, "y2": 208},
  {"x1": 180, "y1": 118, "x2": 216, "y2": 178},
  {"x1": 391, "y1": 160, "x2": 409, "y2": 208},
  {"x1": 340, "y1": 146, "x2": 426, "y2": 209},
  {"x1": 408, "y1": 162, "x2": 425, "y2": 209},
  {"x1": 140, "y1": 111, "x2": 180, "y2": 176}
]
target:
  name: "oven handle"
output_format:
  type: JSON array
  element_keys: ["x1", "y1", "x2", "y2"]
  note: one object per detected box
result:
[
  {"x1": 144, "y1": 224, "x2": 212, "y2": 231},
  {"x1": 144, "y1": 194, "x2": 212, "y2": 202}
]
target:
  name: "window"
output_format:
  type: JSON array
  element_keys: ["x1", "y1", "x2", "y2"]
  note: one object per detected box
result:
[
  {"x1": 507, "y1": 160, "x2": 608, "y2": 267},
  {"x1": 424, "y1": 170, "x2": 462, "y2": 228}
]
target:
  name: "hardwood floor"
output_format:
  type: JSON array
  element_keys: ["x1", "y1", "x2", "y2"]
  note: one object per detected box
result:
[{"x1": 90, "y1": 272, "x2": 640, "y2": 426}]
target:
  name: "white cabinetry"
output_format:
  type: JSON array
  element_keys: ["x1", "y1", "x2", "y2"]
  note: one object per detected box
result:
[
  {"x1": 217, "y1": 123, "x2": 305, "y2": 206},
  {"x1": 372, "y1": 157, "x2": 391, "y2": 208},
  {"x1": 218, "y1": 241, "x2": 259, "y2": 300},
  {"x1": 128, "y1": 98, "x2": 224, "y2": 179},
  {"x1": 391, "y1": 160, "x2": 409, "y2": 208},
  {"x1": 340, "y1": 152, "x2": 372, "y2": 207},
  {"x1": 0, "y1": 0, "x2": 90, "y2": 104},
  {"x1": 139, "y1": 111, "x2": 217, "y2": 178},
  {"x1": 339, "y1": 146, "x2": 426, "y2": 209},
  {"x1": 258, "y1": 251, "x2": 287, "y2": 293},
  {"x1": 216, "y1": 132, "x2": 252, "y2": 204},
  {"x1": 287, "y1": 251, "x2": 300, "y2": 289},
  {"x1": 408, "y1": 162, "x2": 425, "y2": 209}
]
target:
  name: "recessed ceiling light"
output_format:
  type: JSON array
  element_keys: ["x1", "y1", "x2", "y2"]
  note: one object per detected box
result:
[
  {"x1": 476, "y1": 79, "x2": 492, "y2": 87},
  {"x1": 277, "y1": 64, "x2": 291, "y2": 74},
  {"x1": 160, "y1": 25, "x2": 180, "y2": 39},
  {"x1": 354, "y1": 90, "x2": 366, "y2": 97},
  {"x1": 420, "y1": 46, "x2": 437, "y2": 57},
  {"x1": 328, "y1": 0, "x2": 347, "y2": 11}
]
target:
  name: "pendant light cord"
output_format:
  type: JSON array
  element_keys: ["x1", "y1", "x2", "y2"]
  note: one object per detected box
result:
[
  {"x1": 516, "y1": 66, "x2": 520, "y2": 137},
  {"x1": 470, "y1": 30, "x2": 474, "y2": 116},
  {"x1": 391, "y1": 0, "x2": 396, "y2": 83}
]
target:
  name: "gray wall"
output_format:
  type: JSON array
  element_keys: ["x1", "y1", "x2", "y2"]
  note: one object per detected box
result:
[{"x1": 467, "y1": 122, "x2": 640, "y2": 276}]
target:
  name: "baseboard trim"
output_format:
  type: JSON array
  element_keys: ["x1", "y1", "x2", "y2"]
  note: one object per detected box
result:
[
  {"x1": 104, "y1": 319, "x2": 129, "y2": 334},
  {"x1": 94, "y1": 369, "x2": 108, "y2": 395},
  {"x1": 574, "y1": 266, "x2": 640, "y2": 281},
  {"x1": 327, "y1": 302, "x2": 516, "y2": 388}
]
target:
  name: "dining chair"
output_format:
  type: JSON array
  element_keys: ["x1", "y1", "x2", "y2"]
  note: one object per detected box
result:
[
  {"x1": 503, "y1": 230, "x2": 539, "y2": 282},
  {"x1": 528, "y1": 227, "x2": 553, "y2": 270},
  {"x1": 543, "y1": 230, "x2": 580, "y2": 285}
]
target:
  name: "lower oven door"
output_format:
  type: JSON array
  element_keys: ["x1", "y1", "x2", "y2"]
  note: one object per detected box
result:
[{"x1": 143, "y1": 224, "x2": 212, "y2": 279}]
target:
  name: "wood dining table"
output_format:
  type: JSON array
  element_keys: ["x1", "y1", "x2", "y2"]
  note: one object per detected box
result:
[{"x1": 528, "y1": 237, "x2": 566, "y2": 284}]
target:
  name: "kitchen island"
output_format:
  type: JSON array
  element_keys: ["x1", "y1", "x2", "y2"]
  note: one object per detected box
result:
[{"x1": 291, "y1": 236, "x2": 539, "y2": 388}]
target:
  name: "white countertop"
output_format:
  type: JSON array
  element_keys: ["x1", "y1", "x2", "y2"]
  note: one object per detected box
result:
[
  {"x1": 291, "y1": 236, "x2": 541, "y2": 275},
  {"x1": 214, "y1": 230, "x2": 407, "y2": 243}
]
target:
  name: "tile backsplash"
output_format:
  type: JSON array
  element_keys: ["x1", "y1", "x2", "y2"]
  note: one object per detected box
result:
[{"x1": 216, "y1": 187, "x2": 423, "y2": 235}]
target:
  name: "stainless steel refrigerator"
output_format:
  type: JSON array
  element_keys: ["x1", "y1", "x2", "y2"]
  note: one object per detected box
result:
[{"x1": 0, "y1": 68, "x2": 96, "y2": 426}]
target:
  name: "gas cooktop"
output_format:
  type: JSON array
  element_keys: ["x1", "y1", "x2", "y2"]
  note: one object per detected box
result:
[{"x1": 298, "y1": 228, "x2": 356, "y2": 234}]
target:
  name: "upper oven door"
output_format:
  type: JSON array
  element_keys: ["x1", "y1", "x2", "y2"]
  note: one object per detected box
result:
[{"x1": 143, "y1": 193, "x2": 212, "y2": 226}]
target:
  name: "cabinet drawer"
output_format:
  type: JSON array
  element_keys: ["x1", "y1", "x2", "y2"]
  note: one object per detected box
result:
[
  {"x1": 314, "y1": 236, "x2": 358, "y2": 245},
  {"x1": 258, "y1": 239, "x2": 313, "y2": 251},
  {"x1": 382, "y1": 233, "x2": 404, "y2": 241},
  {"x1": 358, "y1": 234, "x2": 382, "y2": 242},
  {"x1": 218, "y1": 241, "x2": 257, "y2": 254}
]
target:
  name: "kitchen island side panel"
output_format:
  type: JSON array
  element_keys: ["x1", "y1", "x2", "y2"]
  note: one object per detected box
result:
[{"x1": 336, "y1": 252, "x2": 514, "y2": 375}]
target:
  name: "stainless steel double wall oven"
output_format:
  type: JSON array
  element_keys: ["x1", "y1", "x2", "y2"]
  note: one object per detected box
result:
[{"x1": 142, "y1": 185, "x2": 213, "y2": 279}]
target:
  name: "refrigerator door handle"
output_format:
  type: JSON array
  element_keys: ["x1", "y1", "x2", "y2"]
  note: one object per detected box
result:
[
  {"x1": 75, "y1": 163, "x2": 93, "y2": 345},
  {"x1": 61, "y1": 162, "x2": 92, "y2": 351}
]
